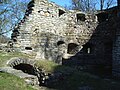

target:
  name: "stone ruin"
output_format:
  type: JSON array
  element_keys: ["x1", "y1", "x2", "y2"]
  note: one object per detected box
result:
[
  {"x1": 11, "y1": 0, "x2": 97, "y2": 61},
  {"x1": 11, "y1": 0, "x2": 120, "y2": 77}
]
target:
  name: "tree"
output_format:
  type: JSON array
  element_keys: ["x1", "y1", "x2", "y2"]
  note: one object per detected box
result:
[
  {"x1": 0, "y1": 0, "x2": 9, "y2": 4},
  {"x1": 99, "y1": 0, "x2": 117, "y2": 11},
  {"x1": 71, "y1": 0, "x2": 117, "y2": 12},
  {"x1": 0, "y1": 0, "x2": 30, "y2": 36},
  {"x1": 71, "y1": 0, "x2": 97, "y2": 12}
]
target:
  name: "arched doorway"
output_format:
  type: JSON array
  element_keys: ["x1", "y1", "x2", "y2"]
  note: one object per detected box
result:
[{"x1": 13, "y1": 63, "x2": 36, "y2": 75}]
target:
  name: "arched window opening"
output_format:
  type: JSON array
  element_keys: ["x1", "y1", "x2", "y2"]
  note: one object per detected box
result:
[
  {"x1": 57, "y1": 41, "x2": 65, "y2": 46},
  {"x1": 13, "y1": 63, "x2": 36, "y2": 75},
  {"x1": 25, "y1": 47, "x2": 32, "y2": 50},
  {"x1": 67, "y1": 43, "x2": 79, "y2": 54}
]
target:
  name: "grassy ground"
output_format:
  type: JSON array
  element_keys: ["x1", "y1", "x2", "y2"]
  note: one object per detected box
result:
[
  {"x1": 1, "y1": 51, "x2": 120, "y2": 90},
  {"x1": 35, "y1": 60, "x2": 74, "y2": 73},
  {"x1": 0, "y1": 51, "x2": 36, "y2": 90},
  {"x1": 53, "y1": 71, "x2": 120, "y2": 90},
  {"x1": 0, "y1": 72, "x2": 36, "y2": 90},
  {"x1": 35, "y1": 60, "x2": 120, "y2": 90}
]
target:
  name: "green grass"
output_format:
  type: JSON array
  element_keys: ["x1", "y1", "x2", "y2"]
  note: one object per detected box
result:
[
  {"x1": 0, "y1": 72, "x2": 36, "y2": 90},
  {"x1": 35, "y1": 60, "x2": 59, "y2": 73},
  {"x1": 35, "y1": 60, "x2": 75, "y2": 73},
  {"x1": 1, "y1": 51, "x2": 120, "y2": 90},
  {"x1": 35, "y1": 60, "x2": 120, "y2": 90},
  {"x1": 0, "y1": 51, "x2": 36, "y2": 90}
]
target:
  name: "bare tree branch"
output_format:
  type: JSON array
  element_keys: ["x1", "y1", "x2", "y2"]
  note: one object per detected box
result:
[{"x1": 0, "y1": 0, "x2": 29, "y2": 36}]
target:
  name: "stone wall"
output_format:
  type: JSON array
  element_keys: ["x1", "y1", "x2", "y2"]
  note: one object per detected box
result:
[
  {"x1": 112, "y1": 16, "x2": 120, "y2": 77},
  {"x1": 12, "y1": 0, "x2": 97, "y2": 63},
  {"x1": 63, "y1": 10, "x2": 117, "y2": 76},
  {"x1": 11, "y1": 0, "x2": 120, "y2": 77}
]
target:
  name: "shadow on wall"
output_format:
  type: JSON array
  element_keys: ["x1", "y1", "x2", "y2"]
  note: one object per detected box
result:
[{"x1": 62, "y1": 11, "x2": 117, "y2": 77}]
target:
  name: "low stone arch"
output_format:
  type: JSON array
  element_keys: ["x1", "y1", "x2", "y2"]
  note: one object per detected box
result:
[
  {"x1": 7, "y1": 57, "x2": 36, "y2": 75},
  {"x1": 7, "y1": 57, "x2": 36, "y2": 67}
]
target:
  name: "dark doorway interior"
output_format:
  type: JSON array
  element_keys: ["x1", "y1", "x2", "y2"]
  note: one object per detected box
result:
[{"x1": 13, "y1": 63, "x2": 36, "y2": 75}]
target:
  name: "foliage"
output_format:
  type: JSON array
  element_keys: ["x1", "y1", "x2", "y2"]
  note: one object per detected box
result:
[{"x1": 0, "y1": 72, "x2": 36, "y2": 90}]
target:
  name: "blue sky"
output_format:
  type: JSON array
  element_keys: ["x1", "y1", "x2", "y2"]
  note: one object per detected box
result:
[{"x1": 49, "y1": 0, "x2": 71, "y2": 6}]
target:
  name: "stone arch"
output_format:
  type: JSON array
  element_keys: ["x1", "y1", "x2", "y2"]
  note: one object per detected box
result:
[{"x1": 7, "y1": 58, "x2": 36, "y2": 75}]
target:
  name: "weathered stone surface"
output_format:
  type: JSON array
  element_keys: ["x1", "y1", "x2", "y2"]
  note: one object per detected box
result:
[
  {"x1": 11, "y1": 0, "x2": 97, "y2": 63},
  {"x1": 11, "y1": 0, "x2": 120, "y2": 77},
  {"x1": 7, "y1": 57, "x2": 36, "y2": 67},
  {"x1": 0, "y1": 67, "x2": 39, "y2": 85},
  {"x1": 112, "y1": 17, "x2": 120, "y2": 77}
]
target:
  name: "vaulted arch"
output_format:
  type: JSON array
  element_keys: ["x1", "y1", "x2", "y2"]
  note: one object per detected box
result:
[{"x1": 7, "y1": 58, "x2": 36, "y2": 75}]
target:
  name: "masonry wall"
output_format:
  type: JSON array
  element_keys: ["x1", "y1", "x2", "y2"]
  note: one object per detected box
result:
[
  {"x1": 11, "y1": 0, "x2": 120, "y2": 77},
  {"x1": 112, "y1": 16, "x2": 120, "y2": 77},
  {"x1": 12, "y1": 0, "x2": 97, "y2": 63},
  {"x1": 63, "y1": 10, "x2": 117, "y2": 76}
]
